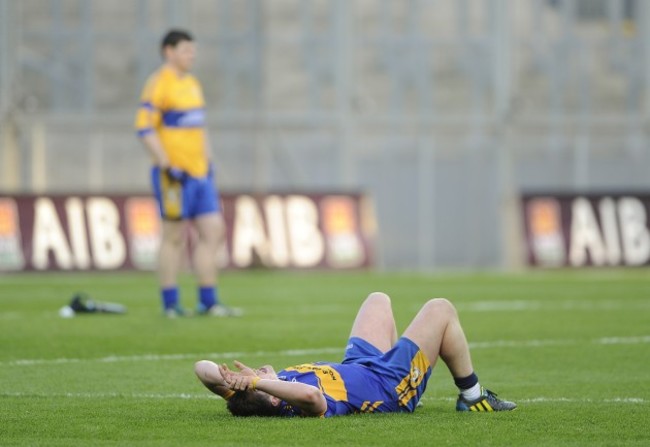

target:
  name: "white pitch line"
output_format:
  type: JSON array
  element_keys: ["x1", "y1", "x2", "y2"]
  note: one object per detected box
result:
[
  {"x1": 3, "y1": 336, "x2": 649, "y2": 367},
  {"x1": 468, "y1": 339, "x2": 576, "y2": 349},
  {"x1": 3, "y1": 347, "x2": 343, "y2": 367},
  {"x1": 1, "y1": 391, "x2": 218, "y2": 400},
  {"x1": 420, "y1": 396, "x2": 647, "y2": 404},
  {"x1": 515, "y1": 397, "x2": 647, "y2": 404},
  {"x1": 1, "y1": 392, "x2": 646, "y2": 405},
  {"x1": 2, "y1": 299, "x2": 647, "y2": 321},
  {"x1": 455, "y1": 299, "x2": 650, "y2": 312},
  {"x1": 597, "y1": 336, "x2": 650, "y2": 345}
]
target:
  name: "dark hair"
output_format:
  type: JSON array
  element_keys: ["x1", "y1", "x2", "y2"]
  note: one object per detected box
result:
[
  {"x1": 226, "y1": 391, "x2": 283, "y2": 417},
  {"x1": 161, "y1": 29, "x2": 194, "y2": 52}
]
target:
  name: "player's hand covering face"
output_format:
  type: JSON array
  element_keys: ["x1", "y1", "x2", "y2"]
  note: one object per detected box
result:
[
  {"x1": 255, "y1": 365, "x2": 278, "y2": 379},
  {"x1": 219, "y1": 360, "x2": 264, "y2": 391}
]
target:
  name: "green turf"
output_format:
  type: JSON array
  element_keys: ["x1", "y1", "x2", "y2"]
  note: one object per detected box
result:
[{"x1": 1, "y1": 269, "x2": 649, "y2": 446}]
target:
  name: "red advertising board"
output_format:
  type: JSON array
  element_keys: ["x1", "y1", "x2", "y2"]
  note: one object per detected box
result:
[
  {"x1": 0, "y1": 193, "x2": 376, "y2": 272},
  {"x1": 521, "y1": 193, "x2": 650, "y2": 267}
]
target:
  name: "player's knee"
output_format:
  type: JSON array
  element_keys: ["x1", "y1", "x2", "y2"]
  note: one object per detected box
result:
[
  {"x1": 366, "y1": 292, "x2": 391, "y2": 306},
  {"x1": 163, "y1": 232, "x2": 184, "y2": 247},
  {"x1": 424, "y1": 298, "x2": 457, "y2": 319}
]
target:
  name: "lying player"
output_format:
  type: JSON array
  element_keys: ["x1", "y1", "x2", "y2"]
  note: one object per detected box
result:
[{"x1": 195, "y1": 292, "x2": 516, "y2": 417}]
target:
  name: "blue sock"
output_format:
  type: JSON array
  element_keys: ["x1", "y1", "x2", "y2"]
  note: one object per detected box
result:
[
  {"x1": 455, "y1": 373, "x2": 482, "y2": 401},
  {"x1": 454, "y1": 372, "x2": 479, "y2": 390},
  {"x1": 161, "y1": 287, "x2": 179, "y2": 310},
  {"x1": 198, "y1": 286, "x2": 218, "y2": 310}
]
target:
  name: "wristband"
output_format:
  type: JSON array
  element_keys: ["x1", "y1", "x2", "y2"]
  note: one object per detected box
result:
[{"x1": 250, "y1": 377, "x2": 261, "y2": 390}]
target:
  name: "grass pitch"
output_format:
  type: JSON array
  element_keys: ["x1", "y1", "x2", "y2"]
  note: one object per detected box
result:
[{"x1": 1, "y1": 269, "x2": 649, "y2": 446}]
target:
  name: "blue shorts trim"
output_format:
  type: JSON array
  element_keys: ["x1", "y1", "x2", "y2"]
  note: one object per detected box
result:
[
  {"x1": 343, "y1": 337, "x2": 384, "y2": 363},
  {"x1": 151, "y1": 166, "x2": 221, "y2": 220},
  {"x1": 343, "y1": 336, "x2": 432, "y2": 412}
]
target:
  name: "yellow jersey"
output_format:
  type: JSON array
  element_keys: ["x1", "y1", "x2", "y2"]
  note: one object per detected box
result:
[{"x1": 135, "y1": 65, "x2": 209, "y2": 177}]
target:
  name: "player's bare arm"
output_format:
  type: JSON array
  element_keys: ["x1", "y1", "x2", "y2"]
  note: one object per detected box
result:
[
  {"x1": 203, "y1": 131, "x2": 213, "y2": 165},
  {"x1": 194, "y1": 360, "x2": 235, "y2": 400},
  {"x1": 255, "y1": 377, "x2": 326, "y2": 417},
  {"x1": 219, "y1": 361, "x2": 327, "y2": 417},
  {"x1": 139, "y1": 132, "x2": 170, "y2": 167}
]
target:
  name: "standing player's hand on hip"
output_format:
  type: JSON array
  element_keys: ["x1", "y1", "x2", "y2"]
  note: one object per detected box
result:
[{"x1": 165, "y1": 167, "x2": 187, "y2": 183}]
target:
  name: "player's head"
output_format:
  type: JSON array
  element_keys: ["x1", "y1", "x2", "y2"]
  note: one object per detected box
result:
[
  {"x1": 161, "y1": 29, "x2": 195, "y2": 72},
  {"x1": 226, "y1": 389, "x2": 283, "y2": 417},
  {"x1": 225, "y1": 365, "x2": 283, "y2": 417}
]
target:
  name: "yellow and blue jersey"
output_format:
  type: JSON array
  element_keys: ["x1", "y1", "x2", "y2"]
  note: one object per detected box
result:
[
  {"x1": 134, "y1": 65, "x2": 208, "y2": 177},
  {"x1": 277, "y1": 337, "x2": 432, "y2": 417}
]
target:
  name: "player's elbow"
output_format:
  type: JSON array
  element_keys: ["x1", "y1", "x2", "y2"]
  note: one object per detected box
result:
[
  {"x1": 302, "y1": 388, "x2": 327, "y2": 416},
  {"x1": 304, "y1": 387, "x2": 322, "y2": 402},
  {"x1": 194, "y1": 360, "x2": 213, "y2": 377}
]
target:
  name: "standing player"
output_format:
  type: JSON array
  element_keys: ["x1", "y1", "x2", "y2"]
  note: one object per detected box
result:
[{"x1": 135, "y1": 29, "x2": 242, "y2": 318}]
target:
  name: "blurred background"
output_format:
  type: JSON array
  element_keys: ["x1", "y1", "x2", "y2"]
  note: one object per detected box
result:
[{"x1": 1, "y1": 0, "x2": 649, "y2": 271}]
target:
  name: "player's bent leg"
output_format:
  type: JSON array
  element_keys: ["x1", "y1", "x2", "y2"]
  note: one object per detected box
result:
[
  {"x1": 403, "y1": 299, "x2": 517, "y2": 412},
  {"x1": 402, "y1": 298, "x2": 473, "y2": 376},
  {"x1": 348, "y1": 292, "x2": 398, "y2": 353}
]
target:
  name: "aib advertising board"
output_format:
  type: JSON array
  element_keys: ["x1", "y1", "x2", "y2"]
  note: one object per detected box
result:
[
  {"x1": 0, "y1": 193, "x2": 376, "y2": 272},
  {"x1": 521, "y1": 193, "x2": 650, "y2": 267}
]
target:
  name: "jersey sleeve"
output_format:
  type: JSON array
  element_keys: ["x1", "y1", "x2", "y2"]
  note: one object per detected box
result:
[{"x1": 134, "y1": 72, "x2": 165, "y2": 137}]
